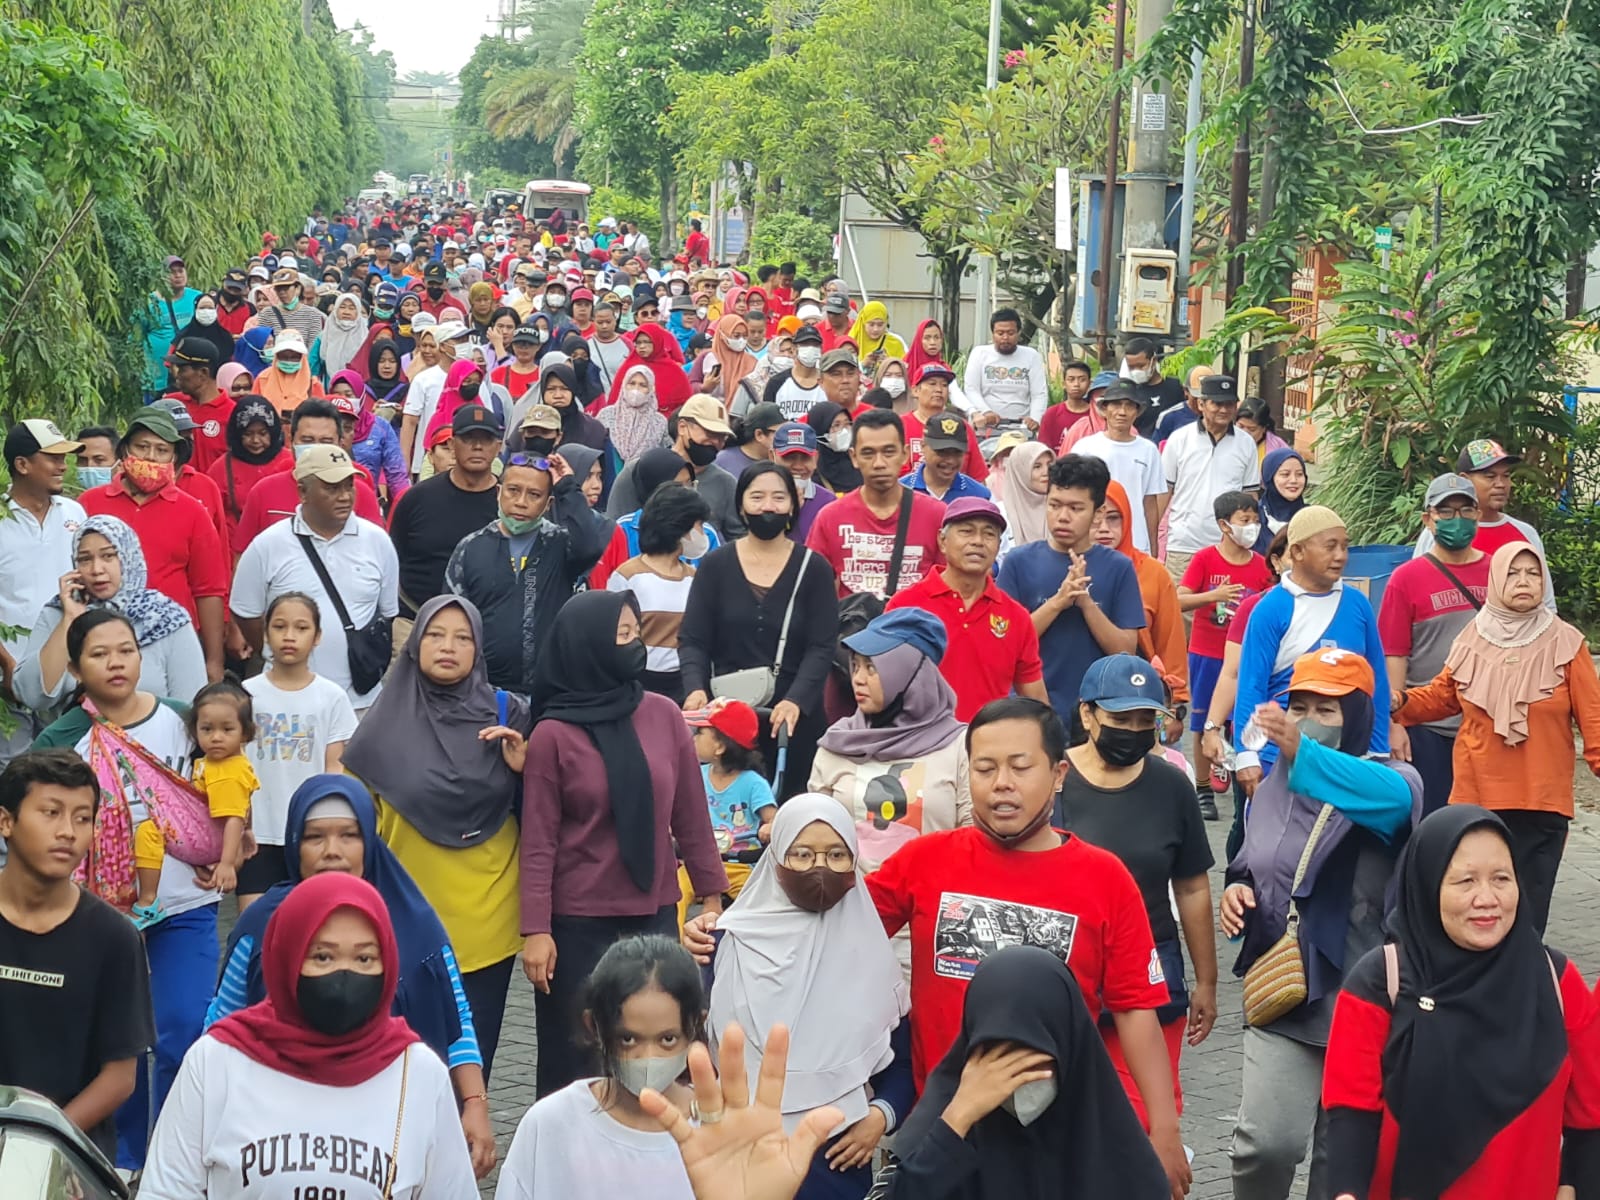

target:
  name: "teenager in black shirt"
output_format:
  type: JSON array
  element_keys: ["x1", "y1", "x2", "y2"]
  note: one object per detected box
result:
[{"x1": 0, "y1": 750, "x2": 154, "y2": 1159}]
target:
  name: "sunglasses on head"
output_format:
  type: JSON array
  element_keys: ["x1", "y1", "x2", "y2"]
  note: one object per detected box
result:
[{"x1": 506, "y1": 454, "x2": 554, "y2": 471}]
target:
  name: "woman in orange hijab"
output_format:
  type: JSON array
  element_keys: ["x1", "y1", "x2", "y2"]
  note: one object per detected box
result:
[
  {"x1": 696, "y1": 313, "x2": 760, "y2": 408},
  {"x1": 1092, "y1": 479, "x2": 1190, "y2": 726}
]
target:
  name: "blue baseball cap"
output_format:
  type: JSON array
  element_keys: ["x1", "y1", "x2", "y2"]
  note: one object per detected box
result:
[
  {"x1": 374, "y1": 281, "x2": 401, "y2": 308},
  {"x1": 773, "y1": 421, "x2": 818, "y2": 457},
  {"x1": 842, "y1": 608, "x2": 948, "y2": 665},
  {"x1": 1078, "y1": 654, "x2": 1173, "y2": 716}
]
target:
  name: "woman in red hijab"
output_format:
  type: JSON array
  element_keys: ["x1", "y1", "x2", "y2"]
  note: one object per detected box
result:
[
  {"x1": 423, "y1": 358, "x2": 487, "y2": 446},
  {"x1": 605, "y1": 321, "x2": 693, "y2": 414},
  {"x1": 142, "y1": 873, "x2": 478, "y2": 1196},
  {"x1": 905, "y1": 317, "x2": 948, "y2": 381}
]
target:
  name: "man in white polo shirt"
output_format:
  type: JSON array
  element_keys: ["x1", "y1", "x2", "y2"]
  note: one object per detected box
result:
[
  {"x1": 1158, "y1": 374, "x2": 1260, "y2": 581},
  {"x1": 229, "y1": 445, "x2": 398, "y2": 712},
  {"x1": 0, "y1": 420, "x2": 86, "y2": 754}
]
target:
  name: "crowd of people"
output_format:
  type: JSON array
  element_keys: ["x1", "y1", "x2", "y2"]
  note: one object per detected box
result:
[{"x1": 1, "y1": 189, "x2": 1598, "y2": 1200}]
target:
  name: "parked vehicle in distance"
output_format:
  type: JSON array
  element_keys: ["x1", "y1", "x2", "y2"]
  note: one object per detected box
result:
[{"x1": 522, "y1": 179, "x2": 591, "y2": 226}]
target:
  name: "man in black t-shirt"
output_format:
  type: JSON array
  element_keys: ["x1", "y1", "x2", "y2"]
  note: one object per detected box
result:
[
  {"x1": 1121, "y1": 336, "x2": 1187, "y2": 439},
  {"x1": 0, "y1": 750, "x2": 153, "y2": 1160}
]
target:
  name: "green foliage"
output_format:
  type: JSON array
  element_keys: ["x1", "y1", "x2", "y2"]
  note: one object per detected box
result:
[
  {"x1": 748, "y1": 212, "x2": 836, "y2": 275},
  {"x1": 589, "y1": 187, "x2": 661, "y2": 247},
  {"x1": 477, "y1": 0, "x2": 589, "y2": 177},
  {"x1": 454, "y1": 37, "x2": 559, "y2": 183}
]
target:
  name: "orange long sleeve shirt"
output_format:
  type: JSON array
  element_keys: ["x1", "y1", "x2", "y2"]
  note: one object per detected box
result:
[
  {"x1": 1133, "y1": 555, "x2": 1190, "y2": 704},
  {"x1": 1398, "y1": 650, "x2": 1600, "y2": 817}
]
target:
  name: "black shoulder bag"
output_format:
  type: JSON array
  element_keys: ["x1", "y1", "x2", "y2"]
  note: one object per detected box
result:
[
  {"x1": 295, "y1": 534, "x2": 393, "y2": 693},
  {"x1": 883, "y1": 485, "x2": 915, "y2": 597}
]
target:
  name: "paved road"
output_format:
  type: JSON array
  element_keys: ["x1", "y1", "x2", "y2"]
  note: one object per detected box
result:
[{"x1": 458, "y1": 784, "x2": 1600, "y2": 1197}]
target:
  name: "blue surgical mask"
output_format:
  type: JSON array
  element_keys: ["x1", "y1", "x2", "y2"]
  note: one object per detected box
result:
[{"x1": 76, "y1": 465, "x2": 114, "y2": 489}]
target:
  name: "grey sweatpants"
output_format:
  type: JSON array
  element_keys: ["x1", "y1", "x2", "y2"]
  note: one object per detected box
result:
[{"x1": 1230, "y1": 1026, "x2": 1332, "y2": 1200}]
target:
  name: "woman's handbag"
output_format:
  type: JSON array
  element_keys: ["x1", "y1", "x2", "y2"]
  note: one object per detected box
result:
[
  {"x1": 1242, "y1": 803, "x2": 1333, "y2": 1028},
  {"x1": 711, "y1": 550, "x2": 811, "y2": 708}
]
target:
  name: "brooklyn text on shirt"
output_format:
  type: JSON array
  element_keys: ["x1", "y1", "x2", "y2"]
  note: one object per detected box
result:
[
  {"x1": 933, "y1": 892, "x2": 1079, "y2": 980},
  {"x1": 239, "y1": 1130, "x2": 395, "y2": 1190}
]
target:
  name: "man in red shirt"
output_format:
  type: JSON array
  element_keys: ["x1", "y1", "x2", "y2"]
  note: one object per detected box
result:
[
  {"x1": 888, "y1": 497, "x2": 1046, "y2": 720},
  {"x1": 213, "y1": 269, "x2": 255, "y2": 337},
  {"x1": 418, "y1": 261, "x2": 465, "y2": 321},
  {"x1": 148, "y1": 398, "x2": 228, "y2": 550},
  {"x1": 232, "y1": 398, "x2": 383, "y2": 554},
  {"x1": 81, "y1": 407, "x2": 226, "y2": 679},
  {"x1": 806, "y1": 408, "x2": 946, "y2": 599},
  {"x1": 818, "y1": 293, "x2": 854, "y2": 352},
  {"x1": 168, "y1": 338, "x2": 233, "y2": 473},
  {"x1": 901, "y1": 362, "x2": 987, "y2": 482},
  {"x1": 684, "y1": 218, "x2": 711, "y2": 265},
  {"x1": 683, "y1": 697, "x2": 1190, "y2": 1196}
]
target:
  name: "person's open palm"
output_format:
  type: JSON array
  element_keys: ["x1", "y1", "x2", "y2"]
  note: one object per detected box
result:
[{"x1": 640, "y1": 1023, "x2": 842, "y2": 1200}]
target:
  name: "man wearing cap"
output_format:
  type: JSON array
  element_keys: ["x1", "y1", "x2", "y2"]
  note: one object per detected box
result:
[
  {"x1": 1154, "y1": 364, "x2": 1217, "y2": 444},
  {"x1": 389, "y1": 405, "x2": 505, "y2": 627},
  {"x1": 771, "y1": 421, "x2": 836, "y2": 542},
  {"x1": 147, "y1": 398, "x2": 228, "y2": 550},
  {"x1": 0, "y1": 423, "x2": 87, "y2": 711},
  {"x1": 887, "y1": 497, "x2": 1046, "y2": 720},
  {"x1": 401, "y1": 319, "x2": 470, "y2": 475},
  {"x1": 1159, "y1": 373, "x2": 1259, "y2": 581},
  {"x1": 762, "y1": 325, "x2": 825, "y2": 421},
  {"x1": 1119, "y1": 336, "x2": 1186, "y2": 438},
  {"x1": 1377, "y1": 472, "x2": 1491, "y2": 813},
  {"x1": 604, "y1": 397, "x2": 742, "y2": 538},
  {"x1": 82, "y1": 409, "x2": 227, "y2": 680},
  {"x1": 818, "y1": 292, "x2": 855, "y2": 353},
  {"x1": 510, "y1": 404, "x2": 563, "y2": 460},
  {"x1": 214, "y1": 269, "x2": 256, "y2": 338},
  {"x1": 231, "y1": 444, "x2": 398, "y2": 711},
  {"x1": 963, "y1": 307, "x2": 1049, "y2": 432},
  {"x1": 1074, "y1": 380, "x2": 1167, "y2": 554},
  {"x1": 168, "y1": 337, "x2": 233, "y2": 475},
  {"x1": 1412, "y1": 439, "x2": 1553, "y2": 602},
  {"x1": 141, "y1": 256, "x2": 204, "y2": 402},
  {"x1": 233, "y1": 399, "x2": 384, "y2": 555},
  {"x1": 1231, "y1": 505, "x2": 1390, "y2": 795},
  {"x1": 904, "y1": 414, "x2": 991, "y2": 504},
  {"x1": 817, "y1": 346, "x2": 866, "y2": 419},
  {"x1": 248, "y1": 266, "x2": 327, "y2": 346},
  {"x1": 806, "y1": 409, "x2": 946, "y2": 599},
  {"x1": 419, "y1": 261, "x2": 466, "y2": 321},
  {"x1": 714, "y1": 402, "x2": 785, "y2": 479},
  {"x1": 902, "y1": 361, "x2": 988, "y2": 482},
  {"x1": 444, "y1": 451, "x2": 610, "y2": 696}
]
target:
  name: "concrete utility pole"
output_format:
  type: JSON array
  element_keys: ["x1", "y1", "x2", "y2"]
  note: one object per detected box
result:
[
  {"x1": 974, "y1": 0, "x2": 1003, "y2": 336},
  {"x1": 1124, "y1": 0, "x2": 1175, "y2": 262}
]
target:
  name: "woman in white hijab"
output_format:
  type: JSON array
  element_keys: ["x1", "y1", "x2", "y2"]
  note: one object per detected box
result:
[
  {"x1": 705, "y1": 794, "x2": 911, "y2": 1200},
  {"x1": 311, "y1": 291, "x2": 369, "y2": 383}
]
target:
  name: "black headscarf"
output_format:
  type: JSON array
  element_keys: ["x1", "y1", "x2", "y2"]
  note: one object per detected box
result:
[
  {"x1": 560, "y1": 332, "x2": 604, "y2": 406},
  {"x1": 806, "y1": 400, "x2": 862, "y2": 492},
  {"x1": 1378, "y1": 805, "x2": 1567, "y2": 1200},
  {"x1": 174, "y1": 305, "x2": 236, "y2": 364},
  {"x1": 225, "y1": 395, "x2": 284, "y2": 466},
  {"x1": 634, "y1": 447, "x2": 690, "y2": 502},
  {"x1": 895, "y1": 946, "x2": 1169, "y2": 1200},
  {"x1": 365, "y1": 337, "x2": 409, "y2": 409},
  {"x1": 529, "y1": 591, "x2": 655, "y2": 893}
]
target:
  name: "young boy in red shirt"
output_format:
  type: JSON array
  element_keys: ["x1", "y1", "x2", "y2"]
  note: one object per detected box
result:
[{"x1": 1178, "y1": 489, "x2": 1275, "y2": 819}]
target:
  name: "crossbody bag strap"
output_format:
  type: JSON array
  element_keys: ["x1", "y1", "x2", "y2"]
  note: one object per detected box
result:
[
  {"x1": 1423, "y1": 554, "x2": 1483, "y2": 611},
  {"x1": 1387, "y1": 942, "x2": 1565, "y2": 1017},
  {"x1": 771, "y1": 550, "x2": 811, "y2": 673},
  {"x1": 381, "y1": 1046, "x2": 410, "y2": 1200},
  {"x1": 884, "y1": 487, "x2": 915, "y2": 596},
  {"x1": 294, "y1": 533, "x2": 356, "y2": 633},
  {"x1": 1285, "y1": 803, "x2": 1335, "y2": 932}
]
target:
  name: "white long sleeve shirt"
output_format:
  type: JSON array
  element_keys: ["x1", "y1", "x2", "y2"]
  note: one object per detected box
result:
[{"x1": 961, "y1": 344, "x2": 1049, "y2": 423}]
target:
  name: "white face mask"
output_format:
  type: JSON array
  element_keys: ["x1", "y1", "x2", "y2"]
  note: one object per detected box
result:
[
  {"x1": 623, "y1": 383, "x2": 652, "y2": 407},
  {"x1": 796, "y1": 346, "x2": 822, "y2": 369},
  {"x1": 769, "y1": 354, "x2": 795, "y2": 373},
  {"x1": 725, "y1": 337, "x2": 748, "y2": 353},
  {"x1": 881, "y1": 376, "x2": 906, "y2": 396},
  {"x1": 195, "y1": 309, "x2": 217, "y2": 326},
  {"x1": 335, "y1": 315, "x2": 359, "y2": 330},
  {"x1": 547, "y1": 294, "x2": 567, "y2": 309},
  {"x1": 680, "y1": 525, "x2": 711, "y2": 560},
  {"x1": 829, "y1": 428, "x2": 853, "y2": 453},
  {"x1": 1229, "y1": 522, "x2": 1261, "y2": 549},
  {"x1": 796, "y1": 475, "x2": 816, "y2": 500},
  {"x1": 1120, "y1": 359, "x2": 1152, "y2": 386},
  {"x1": 696, "y1": 306, "x2": 709, "y2": 320}
]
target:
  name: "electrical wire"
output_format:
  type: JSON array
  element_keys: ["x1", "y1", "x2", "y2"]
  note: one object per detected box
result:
[{"x1": 1330, "y1": 77, "x2": 1490, "y2": 135}]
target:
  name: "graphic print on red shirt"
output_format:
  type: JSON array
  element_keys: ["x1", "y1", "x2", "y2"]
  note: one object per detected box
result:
[{"x1": 1180, "y1": 544, "x2": 1275, "y2": 660}]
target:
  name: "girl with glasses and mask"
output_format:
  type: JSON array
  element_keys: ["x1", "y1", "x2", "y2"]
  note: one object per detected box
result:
[{"x1": 703, "y1": 795, "x2": 911, "y2": 1200}]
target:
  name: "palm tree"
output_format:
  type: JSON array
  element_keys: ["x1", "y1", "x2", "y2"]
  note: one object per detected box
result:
[{"x1": 483, "y1": 66, "x2": 579, "y2": 175}]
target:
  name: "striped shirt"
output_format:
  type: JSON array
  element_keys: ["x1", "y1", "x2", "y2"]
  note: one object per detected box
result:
[{"x1": 607, "y1": 558, "x2": 696, "y2": 674}]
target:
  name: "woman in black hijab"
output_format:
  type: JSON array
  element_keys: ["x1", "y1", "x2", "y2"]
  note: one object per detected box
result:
[
  {"x1": 560, "y1": 331, "x2": 606, "y2": 408},
  {"x1": 1322, "y1": 805, "x2": 1600, "y2": 1200},
  {"x1": 210, "y1": 394, "x2": 292, "y2": 543},
  {"x1": 537, "y1": 359, "x2": 616, "y2": 497},
  {"x1": 884, "y1": 946, "x2": 1170, "y2": 1200},
  {"x1": 172, "y1": 293, "x2": 236, "y2": 369},
  {"x1": 807, "y1": 400, "x2": 862, "y2": 493},
  {"x1": 520, "y1": 590, "x2": 728, "y2": 1096}
]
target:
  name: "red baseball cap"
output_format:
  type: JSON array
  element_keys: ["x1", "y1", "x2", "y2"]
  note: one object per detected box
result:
[
  {"x1": 329, "y1": 394, "x2": 360, "y2": 419},
  {"x1": 685, "y1": 700, "x2": 760, "y2": 750}
]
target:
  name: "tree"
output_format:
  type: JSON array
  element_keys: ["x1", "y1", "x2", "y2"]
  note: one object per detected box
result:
[
  {"x1": 479, "y1": 0, "x2": 588, "y2": 177},
  {"x1": 575, "y1": 0, "x2": 768, "y2": 243},
  {"x1": 453, "y1": 37, "x2": 558, "y2": 182}
]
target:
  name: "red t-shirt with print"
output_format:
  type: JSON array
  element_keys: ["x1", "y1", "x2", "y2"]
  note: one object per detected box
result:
[
  {"x1": 1180, "y1": 544, "x2": 1275, "y2": 660},
  {"x1": 804, "y1": 488, "x2": 946, "y2": 599}
]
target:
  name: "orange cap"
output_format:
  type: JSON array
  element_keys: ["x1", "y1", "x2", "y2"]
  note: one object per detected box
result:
[{"x1": 1286, "y1": 648, "x2": 1375, "y2": 699}]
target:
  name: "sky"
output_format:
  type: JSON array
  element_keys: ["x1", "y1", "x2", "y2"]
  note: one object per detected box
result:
[{"x1": 329, "y1": 0, "x2": 502, "y2": 77}]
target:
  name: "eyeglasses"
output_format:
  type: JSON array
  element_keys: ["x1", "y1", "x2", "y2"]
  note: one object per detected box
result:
[
  {"x1": 782, "y1": 846, "x2": 855, "y2": 872},
  {"x1": 1432, "y1": 503, "x2": 1480, "y2": 518},
  {"x1": 506, "y1": 454, "x2": 553, "y2": 470}
]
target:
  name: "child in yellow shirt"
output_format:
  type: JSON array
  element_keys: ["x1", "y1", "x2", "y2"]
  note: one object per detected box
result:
[{"x1": 133, "y1": 681, "x2": 258, "y2": 928}]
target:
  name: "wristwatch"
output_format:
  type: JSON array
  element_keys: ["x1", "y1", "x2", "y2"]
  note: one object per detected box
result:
[{"x1": 1202, "y1": 719, "x2": 1224, "y2": 732}]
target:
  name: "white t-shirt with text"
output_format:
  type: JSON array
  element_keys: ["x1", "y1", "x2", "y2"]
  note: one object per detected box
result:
[{"x1": 242, "y1": 673, "x2": 358, "y2": 845}]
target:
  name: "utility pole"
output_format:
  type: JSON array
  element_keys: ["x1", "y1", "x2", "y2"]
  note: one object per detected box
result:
[
  {"x1": 1177, "y1": 46, "x2": 1204, "y2": 325},
  {"x1": 1225, "y1": 0, "x2": 1256, "y2": 304},
  {"x1": 1094, "y1": 0, "x2": 1128, "y2": 363},
  {"x1": 974, "y1": 0, "x2": 1002, "y2": 338},
  {"x1": 1124, "y1": 0, "x2": 1175, "y2": 254}
]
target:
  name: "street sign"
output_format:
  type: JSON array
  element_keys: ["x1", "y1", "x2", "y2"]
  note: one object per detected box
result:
[
  {"x1": 1054, "y1": 167, "x2": 1073, "y2": 251},
  {"x1": 1374, "y1": 225, "x2": 1393, "y2": 251}
]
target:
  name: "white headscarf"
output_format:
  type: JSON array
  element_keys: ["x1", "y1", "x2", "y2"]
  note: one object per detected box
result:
[
  {"x1": 317, "y1": 292, "x2": 368, "y2": 378},
  {"x1": 709, "y1": 794, "x2": 909, "y2": 1133}
]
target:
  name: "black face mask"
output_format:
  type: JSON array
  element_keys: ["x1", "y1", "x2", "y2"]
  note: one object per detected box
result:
[
  {"x1": 617, "y1": 638, "x2": 648, "y2": 678},
  {"x1": 685, "y1": 440, "x2": 719, "y2": 468},
  {"x1": 745, "y1": 510, "x2": 790, "y2": 541},
  {"x1": 524, "y1": 434, "x2": 557, "y2": 457},
  {"x1": 296, "y1": 969, "x2": 385, "y2": 1037},
  {"x1": 459, "y1": 381, "x2": 481, "y2": 402},
  {"x1": 426, "y1": 284, "x2": 444, "y2": 299},
  {"x1": 1093, "y1": 723, "x2": 1157, "y2": 768}
]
